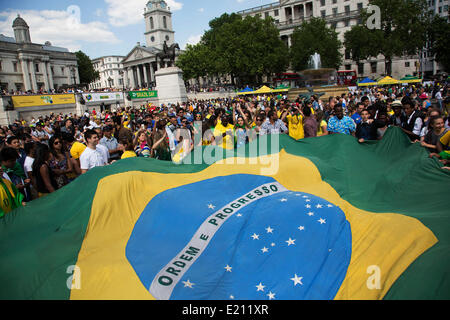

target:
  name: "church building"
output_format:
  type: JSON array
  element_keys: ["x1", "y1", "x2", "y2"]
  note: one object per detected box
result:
[{"x1": 121, "y1": 0, "x2": 181, "y2": 90}]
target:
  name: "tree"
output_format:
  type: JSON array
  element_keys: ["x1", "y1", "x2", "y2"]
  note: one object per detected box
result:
[
  {"x1": 343, "y1": 25, "x2": 383, "y2": 65},
  {"x1": 176, "y1": 43, "x2": 213, "y2": 82},
  {"x1": 290, "y1": 17, "x2": 343, "y2": 71},
  {"x1": 176, "y1": 13, "x2": 289, "y2": 86},
  {"x1": 75, "y1": 51, "x2": 99, "y2": 85},
  {"x1": 427, "y1": 15, "x2": 450, "y2": 73},
  {"x1": 352, "y1": 0, "x2": 431, "y2": 76}
]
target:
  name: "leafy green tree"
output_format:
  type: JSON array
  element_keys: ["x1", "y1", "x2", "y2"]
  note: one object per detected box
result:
[
  {"x1": 343, "y1": 25, "x2": 383, "y2": 65},
  {"x1": 176, "y1": 13, "x2": 289, "y2": 86},
  {"x1": 75, "y1": 51, "x2": 99, "y2": 85},
  {"x1": 427, "y1": 15, "x2": 450, "y2": 72},
  {"x1": 353, "y1": 0, "x2": 431, "y2": 75},
  {"x1": 290, "y1": 17, "x2": 343, "y2": 71},
  {"x1": 176, "y1": 43, "x2": 213, "y2": 82}
]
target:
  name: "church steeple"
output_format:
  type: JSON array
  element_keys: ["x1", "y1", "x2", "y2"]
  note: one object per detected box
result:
[{"x1": 144, "y1": 0, "x2": 175, "y2": 50}]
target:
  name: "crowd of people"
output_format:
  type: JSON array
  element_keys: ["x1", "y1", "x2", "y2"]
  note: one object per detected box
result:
[{"x1": 0, "y1": 82, "x2": 449, "y2": 217}]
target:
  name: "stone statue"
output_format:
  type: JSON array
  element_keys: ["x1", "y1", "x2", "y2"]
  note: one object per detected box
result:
[{"x1": 156, "y1": 41, "x2": 180, "y2": 68}]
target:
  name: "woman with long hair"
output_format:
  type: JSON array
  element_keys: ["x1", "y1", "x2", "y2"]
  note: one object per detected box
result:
[
  {"x1": 421, "y1": 116, "x2": 448, "y2": 153},
  {"x1": 133, "y1": 129, "x2": 152, "y2": 158},
  {"x1": 315, "y1": 110, "x2": 328, "y2": 136},
  {"x1": 32, "y1": 143, "x2": 58, "y2": 197},
  {"x1": 49, "y1": 135, "x2": 73, "y2": 188},
  {"x1": 193, "y1": 112, "x2": 204, "y2": 147}
]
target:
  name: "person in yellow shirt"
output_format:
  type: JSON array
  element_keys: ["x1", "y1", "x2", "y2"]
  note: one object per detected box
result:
[
  {"x1": 0, "y1": 165, "x2": 24, "y2": 218},
  {"x1": 118, "y1": 137, "x2": 137, "y2": 160},
  {"x1": 213, "y1": 114, "x2": 235, "y2": 150},
  {"x1": 285, "y1": 106, "x2": 304, "y2": 140}
]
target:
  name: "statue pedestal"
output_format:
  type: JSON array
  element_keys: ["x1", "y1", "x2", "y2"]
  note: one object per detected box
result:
[{"x1": 155, "y1": 67, "x2": 187, "y2": 106}]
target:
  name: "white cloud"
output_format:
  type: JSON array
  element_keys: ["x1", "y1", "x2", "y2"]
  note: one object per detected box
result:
[
  {"x1": 105, "y1": 0, "x2": 183, "y2": 27},
  {"x1": 0, "y1": 9, "x2": 120, "y2": 52},
  {"x1": 186, "y1": 34, "x2": 202, "y2": 46},
  {"x1": 198, "y1": 8, "x2": 205, "y2": 13}
]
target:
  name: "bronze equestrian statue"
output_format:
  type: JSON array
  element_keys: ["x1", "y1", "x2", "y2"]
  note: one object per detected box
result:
[{"x1": 156, "y1": 41, "x2": 180, "y2": 68}]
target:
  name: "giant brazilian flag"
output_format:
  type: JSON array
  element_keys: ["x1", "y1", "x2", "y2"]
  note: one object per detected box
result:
[{"x1": 0, "y1": 127, "x2": 448, "y2": 300}]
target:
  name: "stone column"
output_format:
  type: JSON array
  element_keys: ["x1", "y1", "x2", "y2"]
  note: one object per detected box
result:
[
  {"x1": 129, "y1": 67, "x2": 136, "y2": 89},
  {"x1": 150, "y1": 62, "x2": 155, "y2": 85},
  {"x1": 143, "y1": 64, "x2": 148, "y2": 88},
  {"x1": 75, "y1": 66, "x2": 80, "y2": 84},
  {"x1": 20, "y1": 58, "x2": 32, "y2": 91},
  {"x1": 29, "y1": 60, "x2": 38, "y2": 92},
  {"x1": 41, "y1": 60, "x2": 50, "y2": 92},
  {"x1": 46, "y1": 63, "x2": 54, "y2": 91},
  {"x1": 136, "y1": 65, "x2": 142, "y2": 88}
]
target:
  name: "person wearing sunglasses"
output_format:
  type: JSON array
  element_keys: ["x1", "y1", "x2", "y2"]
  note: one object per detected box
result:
[{"x1": 49, "y1": 135, "x2": 73, "y2": 189}]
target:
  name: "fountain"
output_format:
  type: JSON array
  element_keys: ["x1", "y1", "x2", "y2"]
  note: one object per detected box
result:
[{"x1": 299, "y1": 52, "x2": 337, "y2": 87}]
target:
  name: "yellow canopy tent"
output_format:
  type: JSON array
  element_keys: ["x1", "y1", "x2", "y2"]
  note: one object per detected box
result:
[
  {"x1": 252, "y1": 85, "x2": 273, "y2": 94},
  {"x1": 377, "y1": 76, "x2": 400, "y2": 85}
]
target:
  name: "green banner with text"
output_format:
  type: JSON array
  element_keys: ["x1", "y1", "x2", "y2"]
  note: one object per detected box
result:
[{"x1": 129, "y1": 90, "x2": 158, "y2": 100}]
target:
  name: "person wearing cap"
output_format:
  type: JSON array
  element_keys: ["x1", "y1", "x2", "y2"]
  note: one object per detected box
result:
[
  {"x1": 31, "y1": 122, "x2": 49, "y2": 145},
  {"x1": 99, "y1": 126, "x2": 120, "y2": 161},
  {"x1": 389, "y1": 100, "x2": 405, "y2": 127}
]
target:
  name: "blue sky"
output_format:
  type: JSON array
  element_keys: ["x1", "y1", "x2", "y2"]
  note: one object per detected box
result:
[{"x1": 0, "y1": 0, "x2": 275, "y2": 59}]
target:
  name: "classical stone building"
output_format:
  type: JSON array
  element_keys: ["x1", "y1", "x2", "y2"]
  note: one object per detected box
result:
[
  {"x1": 89, "y1": 55, "x2": 125, "y2": 90},
  {"x1": 237, "y1": 0, "x2": 447, "y2": 79},
  {"x1": 121, "y1": 0, "x2": 180, "y2": 90},
  {"x1": 0, "y1": 15, "x2": 79, "y2": 93}
]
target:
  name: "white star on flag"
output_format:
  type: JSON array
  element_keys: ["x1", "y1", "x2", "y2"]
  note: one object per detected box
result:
[
  {"x1": 318, "y1": 218, "x2": 326, "y2": 224},
  {"x1": 251, "y1": 233, "x2": 260, "y2": 240},
  {"x1": 256, "y1": 283, "x2": 265, "y2": 291},
  {"x1": 271, "y1": 242, "x2": 276, "y2": 247},
  {"x1": 230, "y1": 295, "x2": 235, "y2": 299},
  {"x1": 183, "y1": 279, "x2": 194, "y2": 288},
  {"x1": 290, "y1": 274, "x2": 304, "y2": 286},
  {"x1": 298, "y1": 226, "x2": 305, "y2": 231},
  {"x1": 267, "y1": 292, "x2": 276, "y2": 300},
  {"x1": 208, "y1": 204, "x2": 215, "y2": 210},
  {"x1": 236, "y1": 213, "x2": 242, "y2": 217},
  {"x1": 295, "y1": 193, "x2": 302, "y2": 196},
  {"x1": 280, "y1": 198, "x2": 288, "y2": 202},
  {"x1": 261, "y1": 247, "x2": 269, "y2": 253},
  {"x1": 302, "y1": 195, "x2": 308, "y2": 198},
  {"x1": 307, "y1": 211, "x2": 314, "y2": 216},
  {"x1": 316, "y1": 204, "x2": 323, "y2": 208},
  {"x1": 305, "y1": 199, "x2": 311, "y2": 202},
  {"x1": 266, "y1": 226, "x2": 274, "y2": 233},
  {"x1": 225, "y1": 265, "x2": 232, "y2": 272},
  {"x1": 327, "y1": 204, "x2": 333, "y2": 208},
  {"x1": 306, "y1": 204, "x2": 311, "y2": 208},
  {"x1": 286, "y1": 238, "x2": 296, "y2": 246}
]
